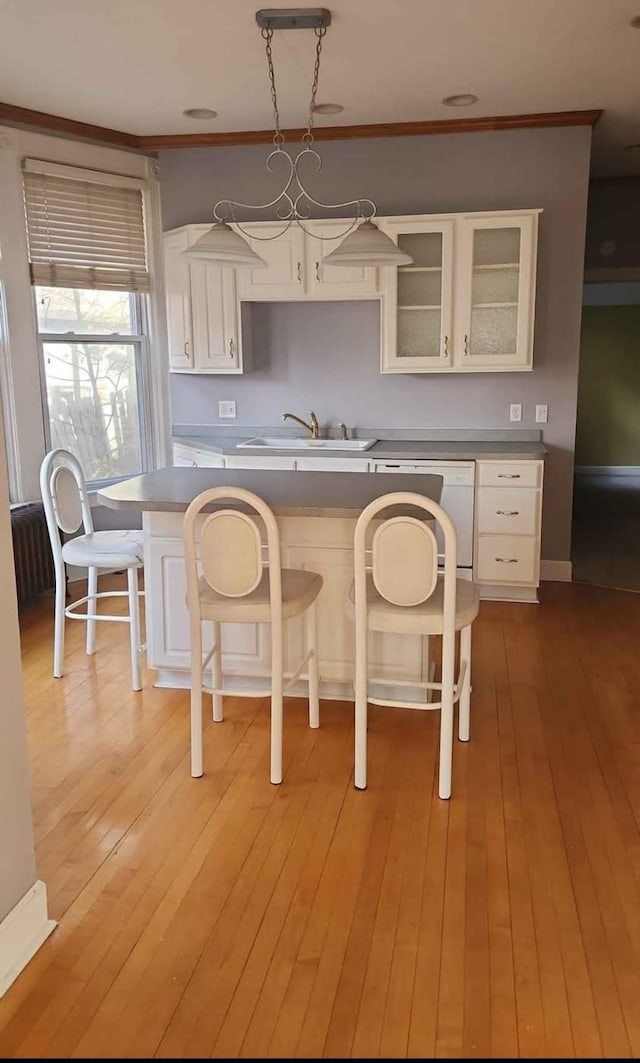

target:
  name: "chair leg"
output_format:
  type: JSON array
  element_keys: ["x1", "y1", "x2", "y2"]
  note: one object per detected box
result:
[
  {"x1": 306, "y1": 600, "x2": 320, "y2": 729},
  {"x1": 458, "y1": 625, "x2": 472, "y2": 742},
  {"x1": 211, "y1": 621, "x2": 224, "y2": 722},
  {"x1": 86, "y1": 566, "x2": 98, "y2": 655},
  {"x1": 270, "y1": 621, "x2": 284, "y2": 785},
  {"x1": 53, "y1": 562, "x2": 66, "y2": 678},
  {"x1": 439, "y1": 631, "x2": 456, "y2": 800},
  {"x1": 191, "y1": 621, "x2": 204, "y2": 778},
  {"x1": 354, "y1": 617, "x2": 368, "y2": 790},
  {"x1": 127, "y1": 567, "x2": 142, "y2": 692}
]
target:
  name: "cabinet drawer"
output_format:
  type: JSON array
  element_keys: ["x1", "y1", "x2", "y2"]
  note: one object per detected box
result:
[
  {"x1": 224, "y1": 455, "x2": 297, "y2": 471},
  {"x1": 476, "y1": 535, "x2": 537, "y2": 584},
  {"x1": 476, "y1": 487, "x2": 538, "y2": 535},
  {"x1": 477, "y1": 461, "x2": 542, "y2": 488}
]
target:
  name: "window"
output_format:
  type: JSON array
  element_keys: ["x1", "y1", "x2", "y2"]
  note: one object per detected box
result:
[{"x1": 23, "y1": 160, "x2": 152, "y2": 484}]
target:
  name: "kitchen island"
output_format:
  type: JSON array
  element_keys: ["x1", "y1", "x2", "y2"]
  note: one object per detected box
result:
[{"x1": 99, "y1": 467, "x2": 443, "y2": 700}]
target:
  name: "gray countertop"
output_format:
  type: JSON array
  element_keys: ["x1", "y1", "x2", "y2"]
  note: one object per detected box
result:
[
  {"x1": 98, "y1": 467, "x2": 444, "y2": 517},
  {"x1": 174, "y1": 434, "x2": 547, "y2": 461}
]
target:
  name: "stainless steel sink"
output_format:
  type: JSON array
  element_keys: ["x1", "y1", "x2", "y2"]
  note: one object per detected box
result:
[{"x1": 235, "y1": 436, "x2": 377, "y2": 452}]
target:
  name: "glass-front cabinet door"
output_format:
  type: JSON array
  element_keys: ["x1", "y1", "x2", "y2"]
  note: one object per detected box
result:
[
  {"x1": 380, "y1": 219, "x2": 454, "y2": 373},
  {"x1": 455, "y1": 213, "x2": 538, "y2": 370}
]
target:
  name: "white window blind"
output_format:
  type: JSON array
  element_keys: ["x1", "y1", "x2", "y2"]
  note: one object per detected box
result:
[{"x1": 23, "y1": 160, "x2": 150, "y2": 292}]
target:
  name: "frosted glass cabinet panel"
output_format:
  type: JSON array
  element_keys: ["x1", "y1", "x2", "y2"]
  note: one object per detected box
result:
[
  {"x1": 456, "y1": 214, "x2": 538, "y2": 370},
  {"x1": 380, "y1": 220, "x2": 454, "y2": 372}
]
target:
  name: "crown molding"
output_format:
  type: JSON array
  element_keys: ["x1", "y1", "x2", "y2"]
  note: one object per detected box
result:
[
  {"x1": 0, "y1": 101, "x2": 144, "y2": 151},
  {"x1": 140, "y1": 109, "x2": 602, "y2": 149},
  {"x1": 0, "y1": 101, "x2": 602, "y2": 153}
]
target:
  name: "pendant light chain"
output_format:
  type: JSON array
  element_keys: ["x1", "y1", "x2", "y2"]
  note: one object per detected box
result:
[
  {"x1": 304, "y1": 27, "x2": 326, "y2": 146},
  {"x1": 262, "y1": 25, "x2": 283, "y2": 146}
]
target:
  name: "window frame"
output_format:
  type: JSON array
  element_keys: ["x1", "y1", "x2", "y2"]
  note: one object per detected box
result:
[{"x1": 34, "y1": 288, "x2": 155, "y2": 489}]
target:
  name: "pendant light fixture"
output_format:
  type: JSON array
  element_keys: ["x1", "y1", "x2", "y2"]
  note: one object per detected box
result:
[{"x1": 184, "y1": 8, "x2": 412, "y2": 268}]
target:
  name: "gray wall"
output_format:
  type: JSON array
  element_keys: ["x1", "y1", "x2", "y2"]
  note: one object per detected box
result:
[
  {"x1": 160, "y1": 126, "x2": 593, "y2": 562},
  {"x1": 0, "y1": 410, "x2": 37, "y2": 922}
]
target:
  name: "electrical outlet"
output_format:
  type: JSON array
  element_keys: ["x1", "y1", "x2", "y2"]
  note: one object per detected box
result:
[
  {"x1": 535, "y1": 404, "x2": 548, "y2": 423},
  {"x1": 509, "y1": 403, "x2": 522, "y2": 423},
  {"x1": 218, "y1": 400, "x2": 236, "y2": 419}
]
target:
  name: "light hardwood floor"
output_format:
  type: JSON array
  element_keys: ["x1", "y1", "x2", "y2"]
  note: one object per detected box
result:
[{"x1": 1, "y1": 575, "x2": 640, "y2": 1058}]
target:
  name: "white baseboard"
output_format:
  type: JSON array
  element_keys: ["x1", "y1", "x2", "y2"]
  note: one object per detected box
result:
[
  {"x1": 575, "y1": 465, "x2": 640, "y2": 477},
  {"x1": 0, "y1": 880, "x2": 56, "y2": 997},
  {"x1": 540, "y1": 560, "x2": 573, "y2": 582}
]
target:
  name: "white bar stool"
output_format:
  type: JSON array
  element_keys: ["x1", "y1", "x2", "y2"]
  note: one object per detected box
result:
[
  {"x1": 39, "y1": 448, "x2": 145, "y2": 690},
  {"x1": 349, "y1": 491, "x2": 480, "y2": 799},
  {"x1": 183, "y1": 485, "x2": 323, "y2": 784}
]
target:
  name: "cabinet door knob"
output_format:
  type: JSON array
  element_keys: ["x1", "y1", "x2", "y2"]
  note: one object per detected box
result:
[
  {"x1": 315, "y1": 261, "x2": 320, "y2": 283},
  {"x1": 297, "y1": 261, "x2": 303, "y2": 284}
]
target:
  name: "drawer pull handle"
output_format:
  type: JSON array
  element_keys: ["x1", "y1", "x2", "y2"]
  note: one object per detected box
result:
[
  {"x1": 297, "y1": 261, "x2": 303, "y2": 284},
  {"x1": 495, "y1": 557, "x2": 518, "y2": 564},
  {"x1": 443, "y1": 335, "x2": 449, "y2": 357},
  {"x1": 498, "y1": 473, "x2": 521, "y2": 479},
  {"x1": 229, "y1": 338, "x2": 235, "y2": 357},
  {"x1": 464, "y1": 333, "x2": 469, "y2": 356},
  {"x1": 497, "y1": 509, "x2": 519, "y2": 516},
  {"x1": 315, "y1": 261, "x2": 320, "y2": 283}
]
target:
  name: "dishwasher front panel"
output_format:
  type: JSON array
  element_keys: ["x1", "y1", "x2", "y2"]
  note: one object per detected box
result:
[{"x1": 372, "y1": 461, "x2": 475, "y2": 568}]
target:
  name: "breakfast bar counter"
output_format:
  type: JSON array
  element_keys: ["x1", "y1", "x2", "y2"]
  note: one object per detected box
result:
[{"x1": 98, "y1": 467, "x2": 443, "y2": 699}]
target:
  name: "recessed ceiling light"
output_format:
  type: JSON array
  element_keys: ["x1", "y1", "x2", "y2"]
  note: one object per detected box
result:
[
  {"x1": 442, "y1": 93, "x2": 479, "y2": 107},
  {"x1": 631, "y1": 15, "x2": 640, "y2": 27},
  {"x1": 311, "y1": 102, "x2": 344, "y2": 115},
  {"x1": 183, "y1": 108, "x2": 218, "y2": 120}
]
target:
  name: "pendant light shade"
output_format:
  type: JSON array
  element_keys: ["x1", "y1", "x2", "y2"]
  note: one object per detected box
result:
[
  {"x1": 322, "y1": 220, "x2": 413, "y2": 267},
  {"x1": 182, "y1": 222, "x2": 268, "y2": 268}
]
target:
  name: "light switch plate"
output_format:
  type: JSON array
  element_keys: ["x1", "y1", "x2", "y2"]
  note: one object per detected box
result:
[
  {"x1": 535, "y1": 404, "x2": 548, "y2": 423},
  {"x1": 509, "y1": 403, "x2": 522, "y2": 423},
  {"x1": 218, "y1": 400, "x2": 236, "y2": 419}
]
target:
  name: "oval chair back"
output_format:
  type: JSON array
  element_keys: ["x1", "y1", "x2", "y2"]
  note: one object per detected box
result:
[{"x1": 40, "y1": 448, "x2": 94, "y2": 577}]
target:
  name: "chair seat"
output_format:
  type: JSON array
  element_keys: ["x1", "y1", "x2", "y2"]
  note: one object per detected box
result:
[
  {"x1": 348, "y1": 573, "x2": 479, "y2": 635},
  {"x1": 62, "y1": 529, "x2": 144, "y2": 569},
  {"x1": 198, "y1": 568, "x2": 322, "y2": 623}
]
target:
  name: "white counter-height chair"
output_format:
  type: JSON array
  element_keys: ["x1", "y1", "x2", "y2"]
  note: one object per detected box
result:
[
  {"x1": 183, "y1": 486, "x2": 322, "y2": 784},
  {"x1": 350, "y1": 491, "x2": 479, "y2": 799},
  {"x1": 40, "y1": 449, "x2": 145, "y2": 690}
]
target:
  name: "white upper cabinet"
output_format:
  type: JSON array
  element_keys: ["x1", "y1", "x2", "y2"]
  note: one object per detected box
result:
[
  {"x1": 163, "y1": 226, "x2": 243, "y2": 373},
  {"x1": 235, "y1": 222, "x2": 307, "y2": 299},
  {"x1": 235, "y1": 218, "x2": 379, "y2": 300},
  {"x1": 379, "y1": 219, "x2": 455, "y2": 373},
  {"x1": 304, "y1": 219, "x2": 379, "y2": 299},
  {"x1": 454, "y1": 213, "x2": 538, "y2": 371},
  {"x1": 189, "y1": 259, "x2": 241, "y2": 373},
  {"x1": 163, "y1": 209, "x2": 540, "y2": 375},
  {"x1": 380, "y1": 210, "x2": 540, "y2": 374},
  {"x1": 163, "y1": 229, "x2": 194, "y2": 371}
]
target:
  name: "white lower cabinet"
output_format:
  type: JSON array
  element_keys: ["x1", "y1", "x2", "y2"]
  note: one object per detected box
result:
[
  {"x1": 172, "y1": 443, "x2": 224, "y2": 468},
  {"x1": 474, "y1": 459, "x2": 543, "y2": 600}
]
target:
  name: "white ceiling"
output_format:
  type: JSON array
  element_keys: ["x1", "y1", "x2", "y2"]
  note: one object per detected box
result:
[{"x1": 0, "y1": 0, "x2": 639, "y2": 175}]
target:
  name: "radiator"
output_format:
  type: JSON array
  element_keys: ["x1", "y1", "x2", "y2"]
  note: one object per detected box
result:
[{"x1": 10, "y1": 502, "x2": 56, "y2": 604}]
